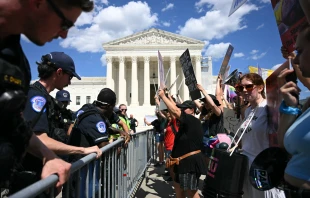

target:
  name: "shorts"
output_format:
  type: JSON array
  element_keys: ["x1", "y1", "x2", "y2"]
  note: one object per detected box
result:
[
  {"x1": 165, "y1": 149, "x2": 172, "y2": 158},
  {"x1": 175, "y1": 172, "x2": 200, "y2": 190},
  {"x1": 155, "y1": 133, "x2": 164, "y2": 143}
]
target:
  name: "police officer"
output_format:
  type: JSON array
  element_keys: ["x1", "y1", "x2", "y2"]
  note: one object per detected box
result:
[
  {"x1": 56, "y1": 90, "x2": 75, "y2": 136},
  {"x1": 11, "y1": 52, "x2": 102, "y2": 193},
  {"x1": 0, "y1": 0, "x2": 94, "y2": 190}
]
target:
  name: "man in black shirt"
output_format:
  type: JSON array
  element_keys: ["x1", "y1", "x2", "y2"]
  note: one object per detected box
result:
[
  {"x1": 129, "y1": 114, "x2": 139, "y2": 133},
  {"x1": 0, "y1": 0, "x2": 94, "y2": 191}
]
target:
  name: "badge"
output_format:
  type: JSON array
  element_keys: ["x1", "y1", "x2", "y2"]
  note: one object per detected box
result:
[
  {"x1": 30, "y1": 96, "x2": 46, "y2": 112},
  {"x1": 76, "y1": 110, "x2": 84, "y2": 117},
  {"x1": 63, "y1": 93, "x2": 68, "y2": 98},
  {"x1": 96, "y1": 121, "x2": 106, "y2": 133}
]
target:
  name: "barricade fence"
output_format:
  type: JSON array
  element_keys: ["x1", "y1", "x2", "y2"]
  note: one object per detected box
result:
[{"x1": 10, "y1": 129, "x2": 155, "y2": 198}]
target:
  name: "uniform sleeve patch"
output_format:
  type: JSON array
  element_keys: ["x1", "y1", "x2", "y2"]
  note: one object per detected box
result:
[
  {"x1": 30, "y1": 96, "x2": 46, "y2": 113},
  {"x1": 96, "y1": 121, "x2": 106, "y2": 134},
  {"x1": 76, "y1": 110, "x2": 84, "y2": 117}
]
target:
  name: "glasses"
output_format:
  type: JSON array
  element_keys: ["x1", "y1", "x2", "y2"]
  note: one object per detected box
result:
[
  {"x1": 235, "y1": 84, "x2": 255, "y2": 92},
  {"x1": 63, "y1": 70, "x2": 73, "y2": 80},
  {"x1": 46, "y1": 0, "x2": 74, "y2": 31},
  {"x1": 120, "y1": 109, "x2": 127, "y2": 112}
]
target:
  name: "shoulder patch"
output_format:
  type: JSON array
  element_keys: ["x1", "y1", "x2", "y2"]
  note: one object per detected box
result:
[
  {"x1": 96, "y1": 121, "x2": 106, "y2": 134},
  {"x1": 30, "y1": 96, "x2": 46, "y2": 113},
  {"x1": 76, "y1": 110, "x2": 84, "y2": 117}
]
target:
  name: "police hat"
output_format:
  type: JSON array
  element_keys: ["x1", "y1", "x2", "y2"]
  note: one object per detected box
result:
[
  {"x1": 56, "y1": 90, "x2": 71, "y2": 102},
  {"x1": 249, "y1": 147, "x2": 289, "y2": 191},
  {"x1": 42, "y1": 52, "x2": 81, "y2": 80}
]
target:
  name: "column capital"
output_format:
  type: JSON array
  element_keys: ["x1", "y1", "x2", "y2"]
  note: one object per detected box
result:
[
  {"x1": 170, "y1": 55, "x2": 176, "y2": 62},
  {"x1": 195, "y1": 55, "x2": 202, "y2": 62},
  {"x1": 119, "y1": 56, "x2": 125, "y2": 63},
  {"x1": 106, "y1": 56, "x2": 113, "y2": 63},
  {"x1": 131, "y1": 56, "x2": 137, "y2": 63},
  {"x1": 143, "y1": 56, "x2": 150, "y2": 62}
]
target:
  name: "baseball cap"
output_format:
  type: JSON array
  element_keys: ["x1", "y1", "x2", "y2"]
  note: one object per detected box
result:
[
  {"x1": 42, "y1": 52, "x2": 81, "y2": 80},
  {"x1": 199, "y1": 94, "x2": 221, "y2": 106},
  {"x1": 97, "y1": 88, "x2": 116, "y2": 105},
  {"x1": 56, "y1": 90, "x2": 71, "y2": 102},
  {"x1": 176, "y1": 100, "x2": 196, "y2": 111}
]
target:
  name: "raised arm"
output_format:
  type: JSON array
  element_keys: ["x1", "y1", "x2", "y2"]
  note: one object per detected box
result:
[
  {"x1": 196, "y1": 83, "x2": 222, "y2": 116},
  {"x1": 158, "y1": 89, "x2": 182, "y2": 119}
]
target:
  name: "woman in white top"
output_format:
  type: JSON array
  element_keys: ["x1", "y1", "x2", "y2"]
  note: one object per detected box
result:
[{"x1": 236, "y1": 73, "x2": 285, "y2": 198}]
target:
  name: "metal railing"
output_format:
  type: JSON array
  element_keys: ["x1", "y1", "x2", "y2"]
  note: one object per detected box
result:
[{"x1": 10, "y1": 130, "x2": 155, "y2": 198}]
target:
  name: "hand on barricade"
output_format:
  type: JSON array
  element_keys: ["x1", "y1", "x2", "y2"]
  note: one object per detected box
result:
[{"x1": 83, "y1": 145, "x2": 102, "y2": 159}]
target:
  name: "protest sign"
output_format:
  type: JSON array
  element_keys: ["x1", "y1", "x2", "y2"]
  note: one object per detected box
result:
[
  {"x1": 219, "y1": 45, "x2": 234, "y2": 77},
  {"x1": 158, "y1": 51, "x2": 165, "y2": 89},
  {"x1": 223, "y1": 107, "x2": 242, "y2": 134},
  {"x1": 229, "y1": 0, "x2": 247, "y2": 17},
  {"x1": 179, "y1": 49, "x2": 201, "y2": 100},
  {"x1": 144, "y1": 115, "x2": 157, "y2": 124},
  {"x1": 271, "y1": 0, "x2": 307, "y2": 52}
]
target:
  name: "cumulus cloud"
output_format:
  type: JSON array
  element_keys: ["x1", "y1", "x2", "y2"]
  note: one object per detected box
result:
[
  {"x1": 60, "y1": 1, "x2": 158, "y2": 53},
  {"x1": 100, "y1": 54, "x2": 107, "y2": 66},
  {"x1": 249, "y1": 50, "x2": 267, "y2": 60},
  {"x1": 162, "y1": 3, "x2": 174, "y2": 12},
  {"x1": 178, "y1": 0, "x2": 258, "y2": 41},
  {"x1": 234, "y1": 52, "x2": 245, "y2": 58},
  {"x1": 204, "y1": 42, "x2": 231, "y2": 60},
  {"x1": 256, "y1": 23, "x2": 264, "y2": 30},
  {"x1": 162, "y1": 21, "x2": 171, "y2": 27}
]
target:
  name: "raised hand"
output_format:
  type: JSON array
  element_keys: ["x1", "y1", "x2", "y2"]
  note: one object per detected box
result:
[{"x1": 278, "y1": 68, "x2": 300, "y2": 107}]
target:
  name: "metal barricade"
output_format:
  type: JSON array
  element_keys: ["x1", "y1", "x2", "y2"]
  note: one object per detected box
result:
[{"x1": 9, "y1": 130, "x2": 155, "y2": 198}]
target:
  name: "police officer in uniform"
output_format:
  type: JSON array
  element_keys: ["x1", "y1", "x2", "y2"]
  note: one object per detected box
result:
[
  {"x1": 10, "y1": 52, "x2": 102, "y2": 194},
  {"x1": 56, "y1": 90, "x2": 75, "y2": 136},
  {"x1": 0, "y1": 0, "x2": 95, "y2": 191}
]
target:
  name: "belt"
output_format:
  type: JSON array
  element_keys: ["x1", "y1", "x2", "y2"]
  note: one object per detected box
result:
[
  {"x1": 169, "y1": 150, "x2": 201, "y2": 165},
  {"x1": 280, "y1": 183, "x2": 310, "y2": 198}
]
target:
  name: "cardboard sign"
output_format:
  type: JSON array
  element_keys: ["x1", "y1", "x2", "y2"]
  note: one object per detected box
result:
[
  {"x1": 219, "y1": 45, "x2": 234, "y2": 77},
  {"x1": 229, "y1": 0, "x2": 247, "y2": 17},
  {"x1": 265, "y1": 61, "x2": 289, "y2": 132},
  {"x1": 223, "y1": 107, "x2": 242, "y2": 134},
  {"x1": 144, "y1": 115, "x2": 157, "y2": 124},
  {"x1": 271, "y1": 0, "x2": 307, "y2": 52},
  {"x1": 179, "y1": 49, "x2": 201, "y2": 100}
]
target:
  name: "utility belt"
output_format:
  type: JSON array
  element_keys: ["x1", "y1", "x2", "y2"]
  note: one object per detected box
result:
[
  {"x1": 279, "y1": 182, "x2": 310, "y2": 198},
  {"x1": 166, "y1": 150, "x2": 201, "y2": 168}
]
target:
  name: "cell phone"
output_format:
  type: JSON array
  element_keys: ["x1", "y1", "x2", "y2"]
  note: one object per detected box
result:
[{"x1": 285, "y1": 58, "x2": 299, "y2": 100}]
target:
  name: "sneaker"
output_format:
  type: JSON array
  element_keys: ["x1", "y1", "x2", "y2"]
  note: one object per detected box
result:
[{"x1": 165, "y1": 176, "x2": 173, "y2": 181}]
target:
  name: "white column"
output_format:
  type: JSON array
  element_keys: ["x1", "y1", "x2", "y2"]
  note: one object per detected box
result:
[
  {"x1": 183, "y1": 76, "x2": 189, "y2": 101},
  {"x1": 170, "y1": 56, "x2": 177, "y2": 95},
  {"x1": 118, "y1": 56, "x2": 127, "y2": 105},
  {"x1": 131, "y1": 56, "x2": 138, "y2": 106},
  {"x1": 106, "y1": 56, "x2": 114, "y2": 90},
  {"x1": 143, "y1": 56, "x2": 150, "y2": 106},
  {"x1": 195, "y1": 55, "x2": 202, "y2": 85}
]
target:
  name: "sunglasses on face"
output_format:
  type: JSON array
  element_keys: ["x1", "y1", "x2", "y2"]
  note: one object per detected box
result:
[
  {"x1": 63, "y1": 70, "x2": 73, "y2": 80},
  {"x1": 235, "y1": 84, "x2": 255, "y2": 92},
  {"x1": 46, "y1": 0, "x2": 74, "y2": 31},
  {"x1": 120, "y1": 109, "x2": 127, "y2": 112}
]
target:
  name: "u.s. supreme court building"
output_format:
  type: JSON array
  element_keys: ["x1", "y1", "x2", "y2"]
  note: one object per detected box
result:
[{"x1": 51, "y1": 28, "x2": 217, "y2": 129}]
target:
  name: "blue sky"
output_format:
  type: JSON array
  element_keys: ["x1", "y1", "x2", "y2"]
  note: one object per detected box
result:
[{"x1": 21, "y1": 0, "x2": 310, "y2": 99}]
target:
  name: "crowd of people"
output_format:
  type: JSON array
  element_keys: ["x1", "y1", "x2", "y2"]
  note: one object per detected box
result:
[{"x1": 1, "y1": 0, "x2": 310, "y2": 198}]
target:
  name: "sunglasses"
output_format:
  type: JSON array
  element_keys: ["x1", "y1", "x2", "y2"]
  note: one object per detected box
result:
[
  {"x1": 120, "y1": 109, "x2": 127, "y2": 112},
  {"x1": 46, "y1": 0, "x2": 74, "y2": 31},
  {"x1": 235, "y1": 84, "x2": 255, "y2": 92},
  {"x1": 63, "y1": 70, "x2": 73, "y2": 80}
]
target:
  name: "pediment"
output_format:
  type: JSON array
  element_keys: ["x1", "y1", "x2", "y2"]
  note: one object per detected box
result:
[{"x1": 103, "y1": 28, "x2": 204, "y2": 46}]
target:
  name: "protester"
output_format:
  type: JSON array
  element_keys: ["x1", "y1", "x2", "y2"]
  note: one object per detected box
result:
[
  {"x1": 0, "y1": 0, "x2": 94, "y2": 190},
  {"x1": 10, "y1": 52, "x2": 102, "y2": 194},
  {"x1": 158, "y1": 88, "x2": 207, "y2": 198},
  {"x1": 277, "y1": 23, "x2": 310, "y2": 197},
  {"x1": 129, "y1": 114, "x2": 139, "y2": 133},
  {"x1": 234, "y1": 73, "x2": 285, "y2": 198}
]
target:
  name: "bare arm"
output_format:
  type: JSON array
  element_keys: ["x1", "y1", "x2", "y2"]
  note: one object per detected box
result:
[
  {"x1": 215, "y1": 74, "x2": 224, "y2": 109},
  {"x1": 144, "y1": 118, "x2": 152, "y2": 126},
  {"x1": 118, "y1": 119, "x2": 129, "y2": 134},
  {"x1": 194, "y1": 99, "x2": 203, "y2": 112},
  {"x1": 158, "y1": 89, "x2": 182, "y2": 119},
  {"x1": 196, "y1": 84, "x2": 222, "y2": 116}
]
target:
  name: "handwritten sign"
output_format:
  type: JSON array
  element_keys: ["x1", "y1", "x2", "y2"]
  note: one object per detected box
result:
[
  {"x1": 229, "y1": 0, "x2": 247, "y2": 17},
  {"x1": 223, "y1": 107, "x2": 242, "y2": 134},
  {"x1": 219, "y1": 45, "x2": 234, "y2": 77},
  {"x1": 179, "y1": 49, "x2": 201, "y2": 100},
  {"x1": 271, "y1": 0, "x2": 307, "y2": 52}
]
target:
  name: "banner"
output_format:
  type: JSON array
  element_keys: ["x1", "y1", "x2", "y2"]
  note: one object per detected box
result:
[
  {"x1": 248, "y1": 66, "x2": 274, "y2": 80},
  {"x1": 158, "y1": 50, "x2": 165, "y2": 89},
  {"x1": 223, "y1": 107, "x2": 242, "y2": 134},
  {"x1": 179, "y1": 49, "x2": 201, "y2": 100},
  {"x1": 219, "y1": 45, "x2": 234, "y2": 77},
  {"x1": 271, "y1": 0, "x2": 307, "y2": 52},
  {"x1": 229, "y1": 0, "x2": 247, "y2": 17},
  {"x1": 265, "y1": 61, "x2": 289, "y2": 132}
]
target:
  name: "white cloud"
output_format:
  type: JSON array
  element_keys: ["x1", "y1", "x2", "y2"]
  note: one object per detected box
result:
[
  {"x1": 178, "y1": 0, "x2": 258, "y2": 41},
  {"x1": 101, "y1": 0, "x2": 109, "y2": 5},
  {"x1": 162, "y1": 21, "x2": 171, "y2": 27},
  {"x1": 256, "y1": 23, "x2": 264, "y2": 30},
  {"x1": 100, "y1": 54, "x2": 107, "y2": 66},
  {"x1": 250, "y1": 49, "x2": 259, "y2": 54},
  {"x1": 204, "y1": 42, "x2": 231, "y2": 60},
  {"x1": 251, "y1": 52, "x2": 267, "y2": 60},
  {"x1": 21, "y1": 34, "x2": 30, "y2": 43},
  {"x1": 271, "y1": 63, "x2": 282, "y2": 71},
  {"x1": 162, "y1": 3, "x2": 174, "y2": 12},
  {"x1": 60, "y1": 1, "x2": 158, "y2": 53},
  {"x1": 234, "y1": 52, "x2": 245, "y2": 58},
  {"x1": 259, "y1": 0, "x2": 270, "y2": 3}
]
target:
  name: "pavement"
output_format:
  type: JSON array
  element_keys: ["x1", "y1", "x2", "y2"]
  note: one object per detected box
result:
[{"x1": 134, "y1": 162, "x2": 205, "y2": 198}]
